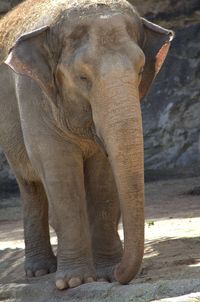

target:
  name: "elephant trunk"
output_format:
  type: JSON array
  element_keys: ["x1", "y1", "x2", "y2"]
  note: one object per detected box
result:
[{"x1": 92, "y1": 74, "x2": 144, "y2": 284}]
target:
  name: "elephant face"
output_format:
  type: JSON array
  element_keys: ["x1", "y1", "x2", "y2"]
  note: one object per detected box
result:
[
  {"x1": 5, "y1": 4, "x2": 173, "y2": 138},
  {"x1": 5, "y1": 1, "x2": 174, "y2": 284}
]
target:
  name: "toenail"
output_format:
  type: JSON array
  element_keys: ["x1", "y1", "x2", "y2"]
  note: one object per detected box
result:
[
  {"x1": 97, "y1": 278, "x2": 107, "y2": 282},
  {"x1": 68, "y1": 277, "x2": 82, "y2": 288},
  {"x1": 85, "y1": 277, "x2": 95, "y2": 283},
  {"x1": 56, "y1": 279, "x2": 68, "y2": 290}
]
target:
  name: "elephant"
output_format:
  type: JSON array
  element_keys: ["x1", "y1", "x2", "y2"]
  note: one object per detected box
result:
[{"x1": 0, "y1": 0, "x2": 174, "y2": 290}]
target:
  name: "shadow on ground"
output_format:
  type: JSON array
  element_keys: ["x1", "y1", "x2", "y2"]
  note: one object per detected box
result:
[{"x1": 1, "y1": 177, "x2": 200, "y2": 301}]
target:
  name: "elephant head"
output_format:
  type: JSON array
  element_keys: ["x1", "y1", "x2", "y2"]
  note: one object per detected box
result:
[{"x1": 5, "y1": 1, "x2": 174, "y2": 284}]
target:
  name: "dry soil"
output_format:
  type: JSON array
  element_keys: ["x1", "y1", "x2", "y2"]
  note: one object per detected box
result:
[{"x1": 1, "y1": 177, "x2": 200, "y2": 301}]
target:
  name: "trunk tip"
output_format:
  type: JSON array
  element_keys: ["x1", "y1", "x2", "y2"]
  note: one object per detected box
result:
[{"x1": 114, "y1": 260, "x2": 142, "y2": 284}]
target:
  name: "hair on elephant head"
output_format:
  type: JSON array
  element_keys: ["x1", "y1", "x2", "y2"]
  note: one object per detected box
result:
[{"x1": 3, "y1": 0, "x2": 174, "y2": 288}]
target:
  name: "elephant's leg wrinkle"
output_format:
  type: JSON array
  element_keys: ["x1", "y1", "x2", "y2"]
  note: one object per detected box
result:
[
  {"x1": 36, "y1": 142, "x2": 95, "y2": 289},
  {"x1": 17, "y1": 177, "x2": 56, "y2": 277},
  {"x1": 85, "y1": 151, "x2": 123, "y2": 282}
]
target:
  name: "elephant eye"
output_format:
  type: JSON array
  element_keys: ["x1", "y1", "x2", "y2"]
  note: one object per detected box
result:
[
  {"x1": 78, "y1": 74, "x2": 92, "y2": 90},
  {"x1": 79, "y1": 75, "x2": 88, "y2": 81}
]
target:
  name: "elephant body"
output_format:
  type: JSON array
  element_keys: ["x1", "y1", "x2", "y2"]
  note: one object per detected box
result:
[{"x1": 0, "y1": 0, "x2": 173, "y2": 289}]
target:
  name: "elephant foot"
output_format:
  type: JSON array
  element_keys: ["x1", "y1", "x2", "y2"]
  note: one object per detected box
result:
[
  {"x1": 96, "y1": 263, "x2": 116, "y2": 282},
  {"x1": 94, "y1": 248, "x2": 123, "y2": 282},
  {"x1": 25, "y1": 252, "x2": 57, "y2": 277},
  {"x1": 55, "y1": 263, "x2": 96, "y2": 290}
]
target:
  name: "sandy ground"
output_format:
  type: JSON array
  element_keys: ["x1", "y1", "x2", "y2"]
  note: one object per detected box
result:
[{"x1": 0, "y1": 177, "x2": 200, "y2": 301}]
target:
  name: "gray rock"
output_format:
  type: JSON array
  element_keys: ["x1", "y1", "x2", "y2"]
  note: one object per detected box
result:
[
  {"x1": 142, "y1": 24, "x2": 200, "y2": 179},
  {"x1": 0, "y1": 0, "x2": 24, "y2": 14},
  {"x1": 1, "y1": 277, "x2": 200, "y2": 302},
  {"x1": 0, "y1": 146, "x2": 14, "y2": 181}
]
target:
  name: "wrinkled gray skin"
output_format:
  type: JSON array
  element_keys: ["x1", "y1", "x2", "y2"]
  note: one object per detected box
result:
[{"x1": 0, "y1": 0, "x2": 173, "y2": 290}]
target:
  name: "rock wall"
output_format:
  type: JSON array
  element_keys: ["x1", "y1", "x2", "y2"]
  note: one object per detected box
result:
[
  {"x1": 0, "y1": 0, "x2": 199, "y2": 184},
  {"x1": 0, "y1": 0, "x2": 23, "y2": 15},
  {"x1": 130, "y1": 0, "x2": 200, "y2": 179},
  {"x1": 142, "y1": 24, "x2": 200, "y2": 179},
  {"x1": 130, "y1": 0, "x2": 200, "y2": 29}
]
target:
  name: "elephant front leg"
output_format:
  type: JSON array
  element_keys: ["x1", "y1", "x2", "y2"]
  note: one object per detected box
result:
[
  {"x1": 39, "y1": 143, "x2": 95, "y2": 290},
  {"x1": 85, "y1": 151, "x2": 123, "y2": 282},
  {"x1": 17, "y1": 178, "x2": 57, "y2": 277}
]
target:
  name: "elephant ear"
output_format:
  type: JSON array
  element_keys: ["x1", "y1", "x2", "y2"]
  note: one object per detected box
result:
[
  {"x1": 5, "y1": 26, "x2": 56, "y2": 102},
  {"x1": 139, "y1": 18, "x2": 174, "y2": 100}
]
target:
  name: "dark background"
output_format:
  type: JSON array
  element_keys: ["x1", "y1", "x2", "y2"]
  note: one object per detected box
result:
[{"x1": 130, "y1": 0, "x2": 200, "y2": 180}]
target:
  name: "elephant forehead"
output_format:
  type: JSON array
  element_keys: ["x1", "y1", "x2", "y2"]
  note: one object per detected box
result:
[
  {"x1": 90, "y1": 12, "x2": 139, "y2": 30},
  {"x1": 92, "y1": 15, "x2": 141, "y2": 47},
  {"x1": 66, "y1": 12, "x2": 141, "y2": 46},
  {"x1": 91, "y1": 13, "x2": 127, "y2": 33}
]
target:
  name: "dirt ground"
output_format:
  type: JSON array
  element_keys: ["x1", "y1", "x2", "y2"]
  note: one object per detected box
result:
[{"x1": 1, "y1": 177, "x2": 200, "y2": 302}]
